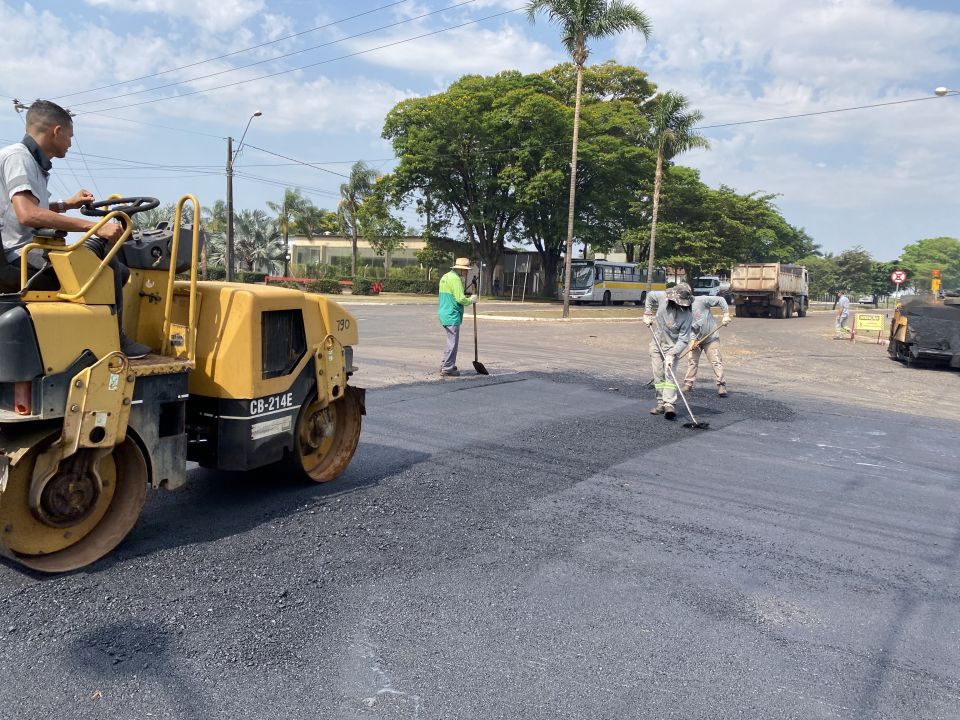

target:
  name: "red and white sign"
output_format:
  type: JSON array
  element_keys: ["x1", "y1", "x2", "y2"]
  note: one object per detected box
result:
[{"x1": 890, "y1": 269, "x2": 907, "y2": 284}]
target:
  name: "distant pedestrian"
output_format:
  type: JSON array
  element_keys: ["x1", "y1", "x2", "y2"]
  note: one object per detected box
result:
[
  {"x1": 643, "y1": 282, "x2": 694, "y2": 420},
  {"x1": 834, "y1": 290, "x2": 850, "y2": 339},
  {"x1": 438, "y1": 257, "x2": 478, "y2": 376},
  {"x1": 683, "y1": 295, "x2": 732, "y2": 396},
  {"x1": 493, "y1": 276, "x2": 501, "y2": 296}
]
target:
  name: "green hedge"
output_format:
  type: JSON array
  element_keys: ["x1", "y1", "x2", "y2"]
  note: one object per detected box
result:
[
  {"x1": 271, "y1": 279, "x2": 342, "y2": 294},
  {"x1": 350, "y1": 277, "x2": 374, "y2": 296},
  {"x1": 379, "y1": 278, "x2": 439, "y2": 294},
  {"x1": 237, "y1": 270, "x2": 267, "y2": 284}
]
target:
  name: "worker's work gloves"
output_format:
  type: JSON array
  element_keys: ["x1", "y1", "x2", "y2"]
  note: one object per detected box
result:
[
  {"x1": 469, "y1": 294, "x2": 478, "y2": 304},
  {"x1": 721, "y1": 314, "x2": 731, "y2": 326},
  {"x1": 642, "y1": 315, "x2": 654, "y2": 326}
]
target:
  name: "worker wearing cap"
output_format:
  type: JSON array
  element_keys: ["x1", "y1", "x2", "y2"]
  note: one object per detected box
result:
[
  {"x1": 682, "y1": 295, "x2": 731, "y2": 397},
  {"x1": 437, "y1": 257, "x2": 478, "y2": 377},
  {"x1": 643, "y1": 282, "x2": 694, "y2": 420}
]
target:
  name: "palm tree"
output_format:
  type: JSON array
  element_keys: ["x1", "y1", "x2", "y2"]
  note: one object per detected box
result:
[
  {"x1": 234, "y1": 209, "x2": 286, "y2": 275},
  {"x1": 338, "y1": 162, "x2": 379, "y2": 276},
  {"x1": 527, "y1": 0, "x2": 651, "y2": 318},
  {"x1": 644, "y1": 91, "x2": 709, "y2": 293},
  {"x1": 268, "y1": 188, "x2": 314, "y2": 276}
]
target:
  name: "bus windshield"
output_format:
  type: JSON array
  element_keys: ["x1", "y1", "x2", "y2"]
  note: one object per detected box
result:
[
  {"x1": 569, "y1": 263, "x2": 595, "y2": 290},
  {"x1": 693, "y1": 277, "x2": 718, "y2": 289}
]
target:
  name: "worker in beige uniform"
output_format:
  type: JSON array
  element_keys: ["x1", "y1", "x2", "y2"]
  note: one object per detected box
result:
[{"x1": 682, "y1": 295, "x2": 731, "y2": 397}]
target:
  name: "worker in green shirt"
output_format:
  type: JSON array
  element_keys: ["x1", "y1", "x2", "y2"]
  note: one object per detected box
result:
[{"x1": 438, "y1": 257, "x2": 478, "y2": 376}]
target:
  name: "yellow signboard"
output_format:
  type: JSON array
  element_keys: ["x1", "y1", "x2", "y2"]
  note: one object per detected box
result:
[
  {"x1": 932, "y1": 278, "x2": 941, "y2": 294},
  {"x1": 855, "y1": 313, "x2": 885, "y2": 331}
]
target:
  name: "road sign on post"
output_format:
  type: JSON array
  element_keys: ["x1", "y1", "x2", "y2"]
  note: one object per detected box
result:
[{"x1": 890, "y1": 269, "x2": 907, "y2": 303}]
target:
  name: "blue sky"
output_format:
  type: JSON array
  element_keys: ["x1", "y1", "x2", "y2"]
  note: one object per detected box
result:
[{"x1": 1, "y1": 0, "x2": 959, "y2": 261}]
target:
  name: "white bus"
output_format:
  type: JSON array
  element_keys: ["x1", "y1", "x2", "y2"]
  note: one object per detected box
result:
[{"x1": 564, "y1": 260, "x2": 667, "y2": 305}]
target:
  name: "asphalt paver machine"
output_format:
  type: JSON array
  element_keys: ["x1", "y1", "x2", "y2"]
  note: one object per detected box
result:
[{"x1": 0, "y1": 196, "x2": 363, "y2": 572}]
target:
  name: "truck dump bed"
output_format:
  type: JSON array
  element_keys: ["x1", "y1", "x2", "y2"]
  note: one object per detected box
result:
[{"x1": 730, "y1": 263, "x2": 806, "y2": 294}]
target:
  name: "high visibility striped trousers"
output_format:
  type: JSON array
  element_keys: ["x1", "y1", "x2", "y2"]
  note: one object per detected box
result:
[{"x1": 649, "y1": 341, "x2": 679, "y2": 408}]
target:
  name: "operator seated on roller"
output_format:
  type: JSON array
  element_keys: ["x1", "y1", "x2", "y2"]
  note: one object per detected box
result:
[{"x1": 0, "y1": 99, "x2": 150, "y2": 358}]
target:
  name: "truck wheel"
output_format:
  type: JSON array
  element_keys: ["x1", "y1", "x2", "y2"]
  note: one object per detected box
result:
[
  {"x1": 291, "y1": 385, "x2": 363, "y2": 483},
  {"x1": 735, "y1": 304, "x2": 746, "y2": 318},
  {"x1": 0, "y1": 436, "x2": 148, "y2": 573},
  {"x1": 784, "y1": 299, "x2": 793, "y2": 318},
  {"x1": 602, "y1": 291, "x2": 611, "y2": 306},
  {"x1": 797, "y1": 298, "x2": 807, "y2": 317}
]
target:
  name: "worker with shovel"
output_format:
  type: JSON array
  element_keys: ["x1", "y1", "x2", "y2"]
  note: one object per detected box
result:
[
  {"x1": 438, "y1": 257, "x2": 478, "y2": 377},
  {"x1": 682, "y1": 295, "x2": 731, "y2": 397},
  {"x1": 643, "y1": 283, "x2": 694, "y2": 420}
]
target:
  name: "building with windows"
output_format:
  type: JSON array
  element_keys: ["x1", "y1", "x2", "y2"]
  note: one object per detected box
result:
[{"x1": 289, "y1": 234, "x2": 428, "y2": 269}]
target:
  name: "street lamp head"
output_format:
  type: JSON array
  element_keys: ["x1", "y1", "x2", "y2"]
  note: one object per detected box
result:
[
  {"x1": 935, "y1": 86, "x2": 950, "y2": 97},
  {"x1": 253, "y1": 111, "x2": 263, "y2": 117}
]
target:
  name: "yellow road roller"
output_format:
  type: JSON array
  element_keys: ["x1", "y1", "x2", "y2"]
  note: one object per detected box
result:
[{"x1": 0, "y1": 195, "x2": 363, "y2": 572}]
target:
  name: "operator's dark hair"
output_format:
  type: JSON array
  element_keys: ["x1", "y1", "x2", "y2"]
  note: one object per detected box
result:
[{"x1": 25, "y1": 100, "x2": 73, "y2": 132}]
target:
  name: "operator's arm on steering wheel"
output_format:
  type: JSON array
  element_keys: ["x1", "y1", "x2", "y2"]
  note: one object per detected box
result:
[{"x1": 11, "y1": 191, "x2": 123, "y2": 243}]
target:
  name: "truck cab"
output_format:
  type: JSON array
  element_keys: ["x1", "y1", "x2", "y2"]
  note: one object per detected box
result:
[{"x1": 692, "y1": 276, "x2": 732, "y2": 302}]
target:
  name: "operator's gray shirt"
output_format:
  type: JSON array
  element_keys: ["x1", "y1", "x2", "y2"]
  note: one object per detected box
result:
[{"x1": 0, "y1": 137, "x2": 51, "y2": 265}]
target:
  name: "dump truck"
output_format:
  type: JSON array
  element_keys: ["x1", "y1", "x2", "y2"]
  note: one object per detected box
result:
[
  {"x1": 888, "y1": 293, "x2": 960, "y2": 368},
  {"x1": 0, "y1": 195, "x2": 364, "y2": 572},
  {"x1": 730, "y1": 263, "x2": 809, "y2": 318}
]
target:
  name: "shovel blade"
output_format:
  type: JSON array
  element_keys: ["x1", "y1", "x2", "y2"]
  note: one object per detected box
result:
[
  {"x1": 682, "y1": 421, "x2": 710, "y2": 430},
  {"x1": 473, "y1": 360, "x2": 489, "y2": 376}
]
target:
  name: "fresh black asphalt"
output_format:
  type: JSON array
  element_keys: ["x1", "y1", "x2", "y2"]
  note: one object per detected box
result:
[{"x1": 2, "y1": 364, "x2": 958, "y2": 719}]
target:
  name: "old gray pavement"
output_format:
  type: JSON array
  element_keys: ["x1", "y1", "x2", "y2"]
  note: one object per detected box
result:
[{"x1": 1, "y1": 302, "x2": 957, "y2": 719}]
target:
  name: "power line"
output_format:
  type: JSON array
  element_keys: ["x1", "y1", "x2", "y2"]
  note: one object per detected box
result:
[
  {"x1": 69, "y1": 134, "x2": 104, "y2": 197},
  {"x1": 73, "y1": 7, "x2": 524, "y2": 115},
  {"x1": 696, "y1": 95, "x2": 945, "y2": 129},
  {"x1": 243, "y1": 144, "x2": 351, "y2": 179},
  {"x1": 70, "y1": 0, "x2": 479, "y2": 110},
  {"x1": 82, "y1": 112, "x2": 227, "y2": 139},
  {"x1": 51, "y1": 0, "x2": 414, "y2": 101}
]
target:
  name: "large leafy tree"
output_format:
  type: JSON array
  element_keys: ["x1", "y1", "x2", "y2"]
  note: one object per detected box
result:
[
  {"x1": 644, "y1": 91, "x2": 709, "y2": 291},
  {"x1": 900, "y1": 236, "x2": 960, "y2": 291},
  {"x1": 526, "y1": 0, "x2": 651, "y2": 317},
  {"x1": 338, "y1": 162, "x2": 379, "y2": 276},
  {"x1": 384, "y1": 72, "x2": 538, "y2": 291},
  {"x1": 798, "y1": 254, "x2": 841, "y2": 298},
  {"x1": 835, "y1": 246, "x2": 874, "y2": 295}
]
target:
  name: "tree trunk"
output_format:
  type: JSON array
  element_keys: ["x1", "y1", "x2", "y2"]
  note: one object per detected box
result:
[
  {"x1": 561, "y1": 64, "x2": 585, "y2": 319},
  {"x1": 351, "y1": 224, "x2": 358, "y2": 277},
  {"x1": 646, "y1": 148, "x2": 664, "y2": 293}
]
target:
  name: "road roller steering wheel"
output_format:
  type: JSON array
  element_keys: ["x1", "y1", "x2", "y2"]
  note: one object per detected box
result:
[{"x1": 80, "y1": 196, "x2": 160, "y2": 217}]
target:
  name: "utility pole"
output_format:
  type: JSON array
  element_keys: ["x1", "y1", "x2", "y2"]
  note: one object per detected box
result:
[{"x1": 225, "y1": 135, "x2": 234, "y2": 282}]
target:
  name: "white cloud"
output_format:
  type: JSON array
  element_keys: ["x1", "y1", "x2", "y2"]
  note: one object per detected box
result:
[
  {"x1": 605, "y1": 0, "x2": 960, "y2": 256},
  {"x1": 342, "y1": 21, "x2": 559, "y2": 81},
  {"x1": 83, "y1": 0, "x2": 264, "y2": 31}
]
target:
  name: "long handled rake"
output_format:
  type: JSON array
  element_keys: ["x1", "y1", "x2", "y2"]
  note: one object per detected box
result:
[{"x1": 647, "y1": 324, "x2": 710, "y2": 430}]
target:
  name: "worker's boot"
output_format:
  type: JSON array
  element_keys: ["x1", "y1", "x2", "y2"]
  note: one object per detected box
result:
[
  {"x1": 682, "y1": 382, "x2": 693, "y2": 393},
  {"x1": 663, "y1": 405, "x2": 676, "y2": 420},
  {"x1": 649, "y1": 404, "x2": 665, "y2": 415},
  {"x1": 717, "y1": 384, "x2": 728, "y2": 398}
]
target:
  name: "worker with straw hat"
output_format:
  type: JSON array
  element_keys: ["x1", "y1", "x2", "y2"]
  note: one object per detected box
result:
[{"x1": 437, "y1": 257, "x2": 478, "y2": 377}]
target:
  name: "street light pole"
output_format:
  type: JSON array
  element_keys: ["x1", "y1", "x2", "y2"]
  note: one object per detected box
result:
[
  {"x1": 226, "y1": 135, "x2": 234, "y2": 281},
  {"x1": 225, "y1": 111, "x2": 262, "y2": 282}
]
